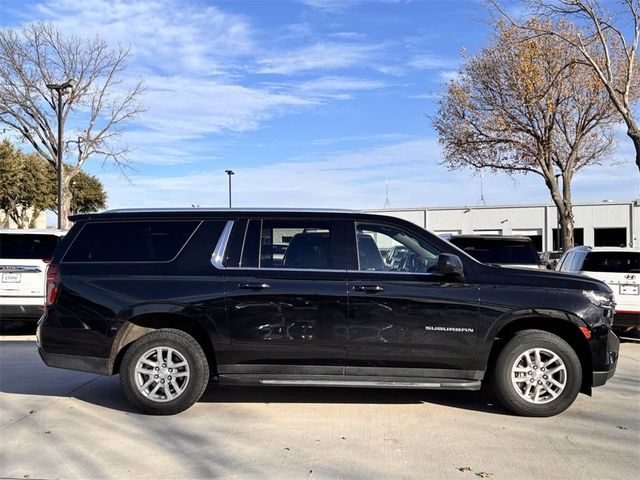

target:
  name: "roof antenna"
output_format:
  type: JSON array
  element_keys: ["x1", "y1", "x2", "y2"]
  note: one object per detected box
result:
[
  {"x1": 383, "y1": 178, "x2": 392, "y2": 209},
  {"x1": 478, "y1": 173, "x2": 487, "y2": 206}
]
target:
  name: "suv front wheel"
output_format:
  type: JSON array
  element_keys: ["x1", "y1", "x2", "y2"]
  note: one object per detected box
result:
[
  {"x1": 120, "y1": 329, "x2": 210, "y2": 415},
  {"x1": 492, "y1": 329, "x2": 582, "y2": 417}
]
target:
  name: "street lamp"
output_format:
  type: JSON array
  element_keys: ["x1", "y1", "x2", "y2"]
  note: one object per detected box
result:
[
  {"x1": 46, "y1": 79, "x2": 75, "y2": 229},
  {"x1": 225, "y1": 170, "x2": 235, "y2": 208}
]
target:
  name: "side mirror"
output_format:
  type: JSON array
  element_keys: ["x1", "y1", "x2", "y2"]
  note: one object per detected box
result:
[{"x1": 438, "y1": 253, "x2": 464, "y2": 279}]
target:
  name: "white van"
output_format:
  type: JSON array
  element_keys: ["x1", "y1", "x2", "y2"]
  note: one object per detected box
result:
[
  {"x1": 557, "y1": 246, "x2": 639, "y2": 335},
  {"x1": 0, "y1": 229, "x2": 65, "y2": 329}
]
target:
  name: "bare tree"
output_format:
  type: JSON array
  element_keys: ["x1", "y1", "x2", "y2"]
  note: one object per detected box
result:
[
  {"x1": 0, "y1": 22, "x2": 144, "y2": 228},
  {"x1": 433, "y1": 19, "x2": 618, "y2": 250},
  {"x1": 493, "y1": 0, "x2": 640, "y2": 172}
]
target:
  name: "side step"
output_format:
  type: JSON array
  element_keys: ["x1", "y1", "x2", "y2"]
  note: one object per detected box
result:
[{"x1": 219, "y1": 375, "x2": 481, "y2": 391}]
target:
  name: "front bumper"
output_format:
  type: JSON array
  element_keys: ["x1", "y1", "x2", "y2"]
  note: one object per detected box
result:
[{"x1": 592, "y1": 330, "x2": 619, "y2": 388}]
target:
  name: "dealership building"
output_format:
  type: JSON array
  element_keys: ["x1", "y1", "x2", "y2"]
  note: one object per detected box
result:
[{"x1": 368, "y1": 200, "x2": 640, "y2": 251}]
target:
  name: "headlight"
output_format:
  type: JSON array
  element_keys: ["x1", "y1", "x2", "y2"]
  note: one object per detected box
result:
[{"x1": 583, "y1": 290, "x2": 616, "y2": 308}]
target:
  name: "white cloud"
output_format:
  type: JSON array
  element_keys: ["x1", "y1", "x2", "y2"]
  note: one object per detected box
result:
[
  {"x1": 34, "y1": 0, "x2": 255, "y2": 77},
  {"x1": 138, "y1": 75, "x2": 314, "y2": 137},
  {"x1": 439, "y1": 70, "x2": 459, "y2": 82},
  {"x1": 298, "y1": 0, "x2": 405, "y2": 11},
  {"x1": 408, "y1": 54, "x2": 458, "y2": 70},
  {"x1": 256, "y1": 42, "x2": 381, "y2": 74}
]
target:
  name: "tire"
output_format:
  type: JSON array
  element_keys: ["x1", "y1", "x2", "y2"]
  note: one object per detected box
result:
[
  {"x1": 120, "y1": 328, "x2": 210, "y2": 415},
  {"x1": 492, "y1": 329, "x2": 582, "y2": 417}
]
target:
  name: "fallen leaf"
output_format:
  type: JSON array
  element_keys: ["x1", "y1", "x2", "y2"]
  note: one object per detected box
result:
[
  {"x1": 458, "y1": 466, "x2": 472, "y2": 472},
  {"x1": 476, "y1": 472, "x2": 493, "y2": 478}
]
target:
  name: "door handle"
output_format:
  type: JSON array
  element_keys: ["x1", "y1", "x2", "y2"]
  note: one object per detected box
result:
[
  {"x1": 239, "y1": 283, "x2": 271, "y2": 290},
  {"x1": 352, "y1": 285, "x2": 384, "y2": 293}
]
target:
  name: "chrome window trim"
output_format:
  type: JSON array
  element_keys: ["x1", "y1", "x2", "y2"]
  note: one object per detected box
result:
[
  {"x1": 225, "y1": 267, "x2": 346, "y2": 273},
  {"x1": 347, "y1": 269, "x2": 439, "y2": 276},
  {"x1": 211, "y1": 220, "x2": 235, "y2": 269}
]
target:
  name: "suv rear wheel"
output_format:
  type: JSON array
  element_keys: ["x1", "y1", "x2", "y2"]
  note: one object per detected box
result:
[
  {"x1": 492, "y1": 329, "x2": 582, "y2": 417},
  {"x1": 120, "y1": 328, "x2": 210, "y2": 415}
]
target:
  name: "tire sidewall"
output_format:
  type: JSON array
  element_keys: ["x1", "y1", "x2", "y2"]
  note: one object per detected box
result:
[
  {"x1": 494, "y1": 332, "x2": 582, "y2": 417},
  {"x1": 121, "y1": 330, "x2": 208, "y2": 415}
]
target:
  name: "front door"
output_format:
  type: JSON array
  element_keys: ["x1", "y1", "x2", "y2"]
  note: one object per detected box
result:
[
  {"x1": 346, "y1": 218, "x2": 479, "y2": 375},
  {"x1": 223, "y1": 217, "x2": 349, "y2": 374}
]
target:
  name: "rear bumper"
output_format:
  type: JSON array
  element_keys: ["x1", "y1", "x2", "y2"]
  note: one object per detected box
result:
[
  {"x1": 592, "y1": 331, "x2": 619, "y2": 388},
  {"x1": 0, "y1": 304, "x2": 43, "y2": 322},
  {"x1": 37, "y1": 346, "x2": 110, "y2": 375}
]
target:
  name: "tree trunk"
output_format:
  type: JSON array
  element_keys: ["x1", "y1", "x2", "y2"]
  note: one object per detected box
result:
[
  {"x1": 559, "y1": 211, "x2": 575, "y2": 251},
  {"x1": 628, "y1": 126, "x2": 640, "y2": 173}
]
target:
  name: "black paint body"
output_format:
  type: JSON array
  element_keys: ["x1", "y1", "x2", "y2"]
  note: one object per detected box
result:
[{"x1": 37, "y1": 210, "x2": 619, "y2": 391}]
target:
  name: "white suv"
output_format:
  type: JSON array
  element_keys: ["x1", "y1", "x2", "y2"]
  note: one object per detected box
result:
[
  {"x1": 0, "y1": 229, "x2": 65, "y2": 330},
  {"x1": 557, "y1": 246, "x2": 639, "y2": 335}
]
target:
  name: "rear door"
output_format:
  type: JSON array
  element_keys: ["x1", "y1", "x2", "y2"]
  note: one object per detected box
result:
[
  {"x1": 222, "y1": 217, "x2": 349, "y2": 374},
  {"x1": 0, "y1": 233, "x2": 60, "y2": 306}
]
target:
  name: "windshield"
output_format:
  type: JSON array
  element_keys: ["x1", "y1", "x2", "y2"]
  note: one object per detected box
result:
[
  {"x1": 582, "y1": 252, "x2": 640, "y2": 273},
  {"x1": 0, "y1": 234, "x2": 60, "y2": 260},
  {"x1": 450, "y1": 238, "x2": 540, "y2": 265}
]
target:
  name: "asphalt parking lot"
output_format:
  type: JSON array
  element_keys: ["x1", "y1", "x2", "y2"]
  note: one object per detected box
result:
[{"x1": 0, "y1": 336, "x2": 638, "y2": 480}]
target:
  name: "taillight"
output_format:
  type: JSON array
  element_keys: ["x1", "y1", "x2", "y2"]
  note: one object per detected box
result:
[{"x1": 46, "y1": 266, "x2": 61, "y2": 306}]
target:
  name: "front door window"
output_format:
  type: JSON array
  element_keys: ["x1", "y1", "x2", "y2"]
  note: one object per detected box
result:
[{"x1": 356, "y1": 222, "x2": 440, "y2": 273}]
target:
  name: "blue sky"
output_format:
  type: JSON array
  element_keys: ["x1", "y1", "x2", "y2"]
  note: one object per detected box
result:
[{"x1": 1, "y1": 0, "x2": 638, "y2": 211}]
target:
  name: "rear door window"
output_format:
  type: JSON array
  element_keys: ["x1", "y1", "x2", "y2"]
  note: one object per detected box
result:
[
  {"x1": 239, "y1": 219, "x2": 343, "y2": 270},
  {"x1": 0, "y1": 234, "x2": 60, "y2": 260},
  {"x1": 63, "y1": 221, "x2": 200, "y2": 262}
]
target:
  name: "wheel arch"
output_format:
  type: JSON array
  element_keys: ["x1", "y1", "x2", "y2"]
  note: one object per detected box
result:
[
  {"x1": 109, "y1": 312, "x2": 217, "y2": 376},
  {"x1": 484, "y1": 316, "x2": 593, "y2": 394}
]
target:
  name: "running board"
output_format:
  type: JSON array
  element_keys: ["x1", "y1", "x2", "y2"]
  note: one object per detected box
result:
[
  {"x1": 219, "y1": 374, "x2": 481, "y2": 391},
  {"x1": 259, "y1": 379, "x2": 480, "y2": 390}
]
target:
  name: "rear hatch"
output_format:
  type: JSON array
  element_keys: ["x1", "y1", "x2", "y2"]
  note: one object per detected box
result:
[
  {"x1": 581, "y1": 251, "x2": 640, "y2": 314},
  {"x1": 0, "y1": 233, "x2": 61, "y2": 303}
]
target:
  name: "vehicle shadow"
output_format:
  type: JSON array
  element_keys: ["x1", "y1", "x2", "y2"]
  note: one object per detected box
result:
[
  {"x1": 199, "y1": 383, "x2": 510, "y2": 414},
  {"x1": 66, "y1": 381, "x2": 510, "y2": 416},
  {"x1": 0, "y1": 338, "x2": 509, "y2": 416}
]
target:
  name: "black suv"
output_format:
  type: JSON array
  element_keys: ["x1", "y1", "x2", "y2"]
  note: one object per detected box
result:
[{"x1": 37, "y1": 209, "x2": 619, "y2": 416}]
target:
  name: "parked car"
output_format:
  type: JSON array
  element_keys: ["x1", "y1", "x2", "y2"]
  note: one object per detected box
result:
[
  {"x1": 0, "y1": 229, "x2": 65, "y2": 330},
  {"x1": 37, "y1": 209, "x2": 618, "y2": 416},
  {"x1": 557, "y1": 246, "x2": 639, "y2": 336},
  {"x1": 441, "y1": 234, "x2": 544, "y2": 270},
  {"x1": 540, "y1": 251, "x2": 563, "y2": 270}
]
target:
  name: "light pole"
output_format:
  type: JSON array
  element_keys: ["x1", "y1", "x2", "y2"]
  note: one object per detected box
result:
[
  {"x1": 225, "y1": 170, "x2": 234, "y2": 208},
  {"x1": 46, "y1": 79, "x2": 74, "y2": 229}
]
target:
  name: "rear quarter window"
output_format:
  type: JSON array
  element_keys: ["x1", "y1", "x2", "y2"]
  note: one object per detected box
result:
[
  {"x1": 62, "y1": 220, "x2": 200, "y2": 263},
  {"x1": 0, "y1": 234, "x2": 60, "y2": 260},
  {"x1": 582, "y1": 252, "x2": 640, "y2": 273}
]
